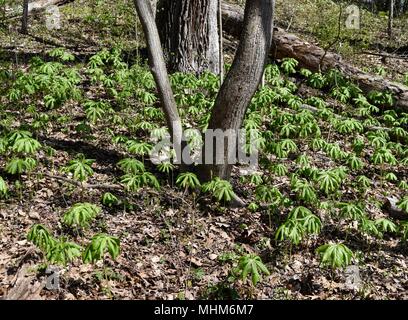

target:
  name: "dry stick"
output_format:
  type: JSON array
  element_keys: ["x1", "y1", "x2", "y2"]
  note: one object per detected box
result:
[
  {"x1": 42, "y1": 173, "x2": 196, "y2": 204},
  {"x1": 42, "y1": 173, "x2": 122, "y2": 190},
  {"x1": 360, "y1": 51, "x2": 408, "y2": 60},
  {"x1": 286, "y1": 13, "x2": 294, "y2": 32}
]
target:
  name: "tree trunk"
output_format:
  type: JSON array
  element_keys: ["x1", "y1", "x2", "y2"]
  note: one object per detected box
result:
[
  {"x1": 21, "y1": 0, "x2": 29, "y2": 34},
  {"x1": 221, "y1": 2, "x2": 408, "y2": 112},
  {"x1": 133, "y1": 0, "x2": 183, "y2": 162},
  {"x1": 388, "y1": 0, "x2": 394, "y2": 37},
  {"x1": 156, "y1": 0, "x2": 220, "y2": 75},
  {"x1": 199, "y1": 0, "x2": 275, "y2": 181}
]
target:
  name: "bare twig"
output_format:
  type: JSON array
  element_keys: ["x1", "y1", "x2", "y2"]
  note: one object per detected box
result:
[
  {"x1": 42, "y1": 173, "x2": 122, "y2": 190},
  {"x1": 360, "y1": 51, "x2": 408, "y2": 60},
  {"x1": 319, "y1": 2, "x2": 343, "y2": 71}
]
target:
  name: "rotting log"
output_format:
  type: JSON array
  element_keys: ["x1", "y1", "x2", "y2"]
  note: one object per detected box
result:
[{"x1": 5, "y1": 0, "x2": 73, "y2": 18}]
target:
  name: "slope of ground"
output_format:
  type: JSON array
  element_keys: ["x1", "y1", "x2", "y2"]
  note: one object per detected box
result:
[{"x1": 0, "y1": 46, "x2": 407, "y2": 299}]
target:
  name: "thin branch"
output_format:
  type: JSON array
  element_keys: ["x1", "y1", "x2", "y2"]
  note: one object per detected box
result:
[
  {"x1": 359, "y1": 51, "x2": 408, "y2": 60},
  {"x1": 319, "y1": 2, "x2": 343, "y2": 71},
  {"x1": 42, "y1": 173, "x2": 122, "y2": 190}
]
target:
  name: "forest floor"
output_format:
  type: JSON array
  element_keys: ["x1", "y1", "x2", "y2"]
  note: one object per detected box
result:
[{"x1": 0, "y1": 0, "x2": 408, "y2": 300}]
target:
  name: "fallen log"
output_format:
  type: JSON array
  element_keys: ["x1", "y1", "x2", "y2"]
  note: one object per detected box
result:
[
  {"x1": 5, "y1": 0, "x2": 73, "y2": 18},
  {"x1": 28, "y1": 0, "x2": 71, "y2": 13},
  {"x1": 222, "y1": 2, "x2": 408, "y2": 112}
]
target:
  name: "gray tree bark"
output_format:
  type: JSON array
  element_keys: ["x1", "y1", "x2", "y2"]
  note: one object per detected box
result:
[
  {"x1": 156, "y1": 0, "x2": 220, "y2": 75},
  {"x1": 199, "y1": 0, "x2": 275, "y2": 181},
  {"x1": 134, "y1": 0, "x2": 274, "y2": 183},
  {"x1": 133, "y1": 0, "x2": 183, "y2": 162}
]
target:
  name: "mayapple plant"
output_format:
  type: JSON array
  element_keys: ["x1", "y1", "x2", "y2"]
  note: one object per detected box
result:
[
  {"x1": 117, "y1": 158, "x2": 145, "y2": 174},
  {"x1": 371, "y1": 147, "x2": 397, "y2": 165},
  {"x1": 176, "y1": 172, "x2": 201, "y2": 191},
  {"x1": 271, "y1": 163, "x2": 288, "y2": 177},
  {"x1": 63, "y1": 154, "x2": 95, "y2": 182},
  {"x1": 337, "y1": 202, "x2": 365, "y2": 221},
  {"x1": 236, "y1": 254, "x2": 270, "y2": 286},
  {"x1": 374, "y1": 218, "x2": 397, "y2": 236},
  {"x1": 46, "y1": 240, "x2": 82, "y2": 266},
  {"x1": 288, "y1": 206, "x2": 322, "y2": 234},
  {"x1": 280, "y1": 58, "x2": 298, "y2": 75},
  {"x1": 157, "y1": 162, "x2": 175, "y2": 174},
  {"x1": 12, "y1": 136, "x2": 41, "y2": 154},
  {"x1": 397, "y1": 196, "x2": 408, "y2": 213},
  {"x1": 5, "y1": 157, "x2": 37, "y2": 176},
  {"x1": 276, "y1": 206, "x2": 322, "y2": 245},
  {"x1": 27, "y1": 224, "x2": 56, "y2": 252},
  {"x1": 202, "y1": 177, "x2": 235, "y2": 203},
  {"x1": 63, "y1": 203, "x2": 101, "y2": 229},
  {"x1": 317, "y1": 170, "x2": 342, "y2": 195},
  {"x1": 308, "y1": 73, "x2": 326, "y2": 89},
  {"x1": 291, "y1": 178, "x2": 317, "y2": 204},
  {"x1": 316, "y1": 243, "x2": 353, "y2": 269},
  {"x1": 49, "y1": 48, "x2": 76, "y2": 62},
  {"x1": 275, "y1": 219, "x2": 305, "y2": 245},
  {"x1": 126, "y1": 140, "x2": 152, "y2": 157},
  {"x1": 101, "y1": 192, "x2": 119, "y2": 207},
  {"x1": 255, "y1": 185, "x2": 283, "y2": 205},
  {"x1": 28, "y1": 224, "x2": 120, "y2": 266},
  {"x1": 121, "y1": 171, "x2": 160, "y2": 192},
  {"x1": 83, "y1": 233, "x2": 121, "y2": 264}
]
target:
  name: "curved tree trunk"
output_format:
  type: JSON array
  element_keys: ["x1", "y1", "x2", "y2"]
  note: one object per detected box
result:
[
  {"x1": 133, "y1": 0, "x2": 183, "y2": 162},
  {"x1": 156, "y1": 0, "x2": 220, "y2": 75},
  {"x1": 200, "y1": 0, "x2": 275, "y2": 181}
]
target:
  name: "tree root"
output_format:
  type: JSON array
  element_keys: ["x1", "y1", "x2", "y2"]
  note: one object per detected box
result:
[{"x1": 230, "y1": 192, "x2": 246, "y2": 208}]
